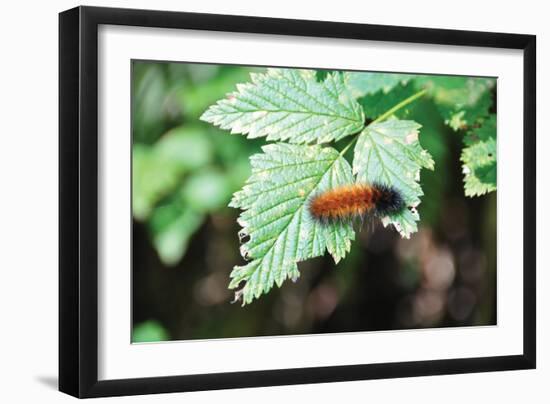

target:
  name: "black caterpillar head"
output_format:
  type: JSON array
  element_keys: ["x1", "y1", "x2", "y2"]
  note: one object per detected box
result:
[{"x1": 372, "y1": 182, "x2": 406, "y2": 217}]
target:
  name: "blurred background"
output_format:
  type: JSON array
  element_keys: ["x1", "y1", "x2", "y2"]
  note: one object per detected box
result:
[{"x1": 131, "y1": 61, "x2": 496, "y2": 342}]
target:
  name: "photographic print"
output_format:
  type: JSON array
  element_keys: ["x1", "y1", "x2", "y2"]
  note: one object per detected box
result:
[
  {"x1": 131, "y1": 61, "x2": 497, "y2": 343},
  {"x1": 59, "y1": 8, "x2": 536, "y2": 396}
]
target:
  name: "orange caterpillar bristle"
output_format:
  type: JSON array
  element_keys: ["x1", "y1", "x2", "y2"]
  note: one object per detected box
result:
[{"x1": 308, "y1": 183, "x2": 405, "y2": 223}]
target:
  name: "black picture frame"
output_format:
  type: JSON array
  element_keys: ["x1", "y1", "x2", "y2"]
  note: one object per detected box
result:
[{"x1": 59, "y1": 5, "x2": 536, "y2": 398}]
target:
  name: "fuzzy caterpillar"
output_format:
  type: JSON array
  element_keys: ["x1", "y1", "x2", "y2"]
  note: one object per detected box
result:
[{"x1": 308, "y1": 183, "x2": 406, "y2": 223}]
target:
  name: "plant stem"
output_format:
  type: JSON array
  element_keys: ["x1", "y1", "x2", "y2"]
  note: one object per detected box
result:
[
  {"x1": 372, "y1": 88, "x2": 427, "y2": 124},
  {"x1": 339, "y1": 88, "x2": 427, "y2": 157}
]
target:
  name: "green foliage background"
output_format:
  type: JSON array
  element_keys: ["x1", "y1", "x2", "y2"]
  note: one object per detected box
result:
[{"x1": 132, "y1": 62, "x2": 496, "y2": 341}]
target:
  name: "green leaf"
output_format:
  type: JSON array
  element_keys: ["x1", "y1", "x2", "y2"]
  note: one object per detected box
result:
[
  {"x1": 182, "y1": 168, "x2": 232, "y2": 213},
  {"x1": 132, "y1": 320, "x2": 169, "y2": 343},
  {"x1": 176, "y1": 67, "x2": 254, "y2": 118},
  {"x1": 132, "y1": 145, "x2": 183, "y2": 221},
  {"x1": 442, "y1": 90, "x2": 492, "y2": 131},
  {"x1": 200, "y1": 68, "x2": 365, "y2": 144},
  {"x1": 415, "y1": 76, "x2": 495, "y2": 131},
  {"x1": 358, "y1": 82, "x2": 418, "y2": 120},
  {"x1": 149, "y1": 198, "x2": 205, "y2": 266},
  {"x1": 464, "y1": 114, "x2": 496, "y2": 146},
  {"x1": 229, "y1": 143, "x2": 355, "y2": 305},
  {"x1": 345, "y1": 72, "x2": 413, "y2": 98},
  {"x1": 461, "y1": 137, "x2": 497, "y2": 197},
  {"x1": 132, "y1": 127, "x2": 213, "y2": 221},
  {"x1": 132, "y1": 63, "x2": 175, "y2": 143},
  {"x1": 154, "y1": 126, "x2": 213, "y2": 170},
  {"x1": 460, "y1": 114, "x2": 497, "y2": 197},
  {"x1": 352, "y1": 119, "x2": 434, "y2": 237},
  {"x1": 315, "y1": 70, "x2": 335, "y2": 82}
]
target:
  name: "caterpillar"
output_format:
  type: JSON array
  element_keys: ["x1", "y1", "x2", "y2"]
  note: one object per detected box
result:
[{"x1": 308, "y1": 183, "x2": 406, "y2": 223}]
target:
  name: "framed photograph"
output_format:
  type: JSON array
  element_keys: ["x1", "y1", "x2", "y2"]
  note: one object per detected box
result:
[{"x1": 59, "y1": 6, "x2": 536, "y2": 398}]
